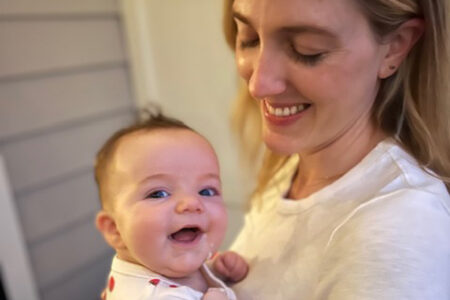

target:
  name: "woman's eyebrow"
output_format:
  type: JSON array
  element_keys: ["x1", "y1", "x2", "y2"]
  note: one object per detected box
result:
[
  {"x1": 232, "y1": 9, "x2": 336, "y2": 39},
  {"x1": 279, "y1": 25, "x2": 337, "y2": 38}
]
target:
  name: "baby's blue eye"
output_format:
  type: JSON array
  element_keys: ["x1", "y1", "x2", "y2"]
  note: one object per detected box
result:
[
  {"x1": 199, "y1": 188, "x2": 218, "y2": 197},
  {"x1": 147, "y1": 190, "x2": 170, "y2": 199}
]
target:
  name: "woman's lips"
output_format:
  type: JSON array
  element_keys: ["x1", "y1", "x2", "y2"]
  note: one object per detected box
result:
[{"x1": 263, "y1": 100, "x2": 311, "y2": 125}]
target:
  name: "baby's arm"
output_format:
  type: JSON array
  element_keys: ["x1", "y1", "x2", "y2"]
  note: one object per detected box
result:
[{"x1": 211, "y1": 251, "x2": 248, "y2": 283}]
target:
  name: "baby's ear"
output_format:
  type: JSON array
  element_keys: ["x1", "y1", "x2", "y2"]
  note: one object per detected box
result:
[{"x1": 96, "y1": 211, "x2": 125, "y2": 250}]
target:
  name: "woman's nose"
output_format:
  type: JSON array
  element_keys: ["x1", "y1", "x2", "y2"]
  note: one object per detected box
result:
[
  {"x1": 175, "y1": 195, "x2": 204, "y2": 214},
  {"x1": 247, "y1": 48, "x2": 287, "y2": 99}
]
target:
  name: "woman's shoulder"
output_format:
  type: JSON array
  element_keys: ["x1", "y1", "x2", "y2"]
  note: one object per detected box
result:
[
  {"x1": 326, "y1": 139, "x2": 450, "y2": 248},
  {"x1": 360, "y1": 187, "x2": 450, "y2": 222},
  {"x1": 327, "y1": 186, "x2": 450, "y2": 252},
  {"x1": 379, "y1": 139, "x2": 447, "y2": 192},
  {"x1": 332, "y1": 138, "x2": 449, "y2": 203}
]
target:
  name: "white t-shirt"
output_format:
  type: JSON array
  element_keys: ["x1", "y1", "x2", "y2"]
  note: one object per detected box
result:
[
  {"x1": 104, "y1": 256, "x2": 236, "y2": 300},
  {"x1": 231, "y1": 139, "x2": 450, "y2": 300}
]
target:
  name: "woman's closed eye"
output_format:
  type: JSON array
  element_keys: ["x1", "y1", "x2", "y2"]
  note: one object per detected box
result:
[
  {"x1": 199, "y1": 187, "x2": 220, "y2": 197},
  {"x1": 289, "y1": 44, "x2": 325, "y2": 66},
  {"x1": 146, "y1": 190, "x2": 170, "y2": 199},
  {"x1": 238, "y1": 36, "x2": 325, "y2": 66},
  {"x1": 239, "y1": 37, "x2": 259, "y2": 49}
]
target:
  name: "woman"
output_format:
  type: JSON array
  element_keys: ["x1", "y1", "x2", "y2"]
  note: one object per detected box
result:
[{"x1": 215, "y1": 0, "x2": 450, "y2": 299}]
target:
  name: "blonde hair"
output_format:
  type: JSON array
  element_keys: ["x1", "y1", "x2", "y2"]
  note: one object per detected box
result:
[{"x1": 224, "y1": 0, "x2": 450, "y2": 199}]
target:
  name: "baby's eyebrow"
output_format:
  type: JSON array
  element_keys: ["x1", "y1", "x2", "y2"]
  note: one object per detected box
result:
[
  {"x1": 200, "y1": 173, "x2": 221, "y2": 182},
  {"x1": 139, "y1": 173, "x2": 172, "y2": 184},
  {"x1": 139, "y1": 173, "x2": 221, "y2": 184}
]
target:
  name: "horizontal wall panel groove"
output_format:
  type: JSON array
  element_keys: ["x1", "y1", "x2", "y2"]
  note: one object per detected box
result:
[
  {"x1": 0, "y1": 67, "x2": 133, "y2": 141},
  {"x1": 1, "y1": 112, "x2": 135, "y2": 193},
  {"x1": 28, "y1": 212, "x2": 97, "y2": 249},
  {"x1": 0, "y1": 0, "x2": 118, "y2": 17},
  {"x1": 30, "y1": 219, "x2": 111, "y2": 288},
  {"x1": 18, "y1": 171, "x2": 101, "y2": 243},
  {"x1": 0, "y1": 13, "x2": 119, "y2": 21},
  {"x1": 0, "y1": 19, "x2": 126, "y2": 79},
  {"x1": 0, "y1": 105, "x2": 134, "y2": 147},
  {"x1": 41, "y1": 250, "x2": 113, "y2": 300},
  {"x1": 15, "y1": 165, "x2": 93, "y2": 200},
  {"x1": 0, "y1": 60, "x2": 127, "y2": 84}
]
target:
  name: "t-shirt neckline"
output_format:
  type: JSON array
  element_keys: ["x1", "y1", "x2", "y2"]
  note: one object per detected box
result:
[{"x1": 277, "y1": 138, "x2": 396, "y2": 214}]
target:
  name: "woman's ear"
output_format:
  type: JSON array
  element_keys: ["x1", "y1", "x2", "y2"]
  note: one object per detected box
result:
[
  {"x1": 378, "y1": 18, "x2": 424, "y2": 79},
  {"x1": 96, "y1": 210, "x2": 126, "y2": 250}
]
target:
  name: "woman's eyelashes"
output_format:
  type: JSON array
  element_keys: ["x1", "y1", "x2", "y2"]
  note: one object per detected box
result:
[
  {"x1": 289, "y1": 45, "x2": 325, "y2": 66},
  {"x1": 239, "y1": 37, "x2": 259, "y2": 49},
  {"x1": 198, "y1": 187, "x2": 220, "y2": 197}
]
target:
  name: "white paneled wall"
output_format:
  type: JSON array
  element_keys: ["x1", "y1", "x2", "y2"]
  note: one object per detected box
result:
[
  {"x1": 0, "y1": 0, "x2": 135, "y2": 299},
  {"x1": 19, "y1": 173, "x2": 100, "y2": 243},
  {"x1": 4, "y1": 113, "x2": 133, "y2": 193},
  {"x1": 0, "y1": 0, "x2": 117, "y2": 15},
  {"x1": 0, "y1": 68, "x2": 130, "y2": 141},
  {"x1": 0, "y1": 20, "x2": 125, "y2": 80}
]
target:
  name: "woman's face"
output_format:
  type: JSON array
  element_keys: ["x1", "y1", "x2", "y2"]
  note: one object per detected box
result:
[{"x1": 233, "y1": 0, "x2": 388, "y2": 155}]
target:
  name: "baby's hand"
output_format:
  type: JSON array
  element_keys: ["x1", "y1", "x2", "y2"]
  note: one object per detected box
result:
[
  {"x1": 212, "y1": 251, "x2": 248, "y2": 283},
  {"x1": 202, "y1": 288, "x2": 229, "y2": 300}
]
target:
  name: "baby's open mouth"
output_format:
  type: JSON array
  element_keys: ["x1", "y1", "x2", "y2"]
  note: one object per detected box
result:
[{"x1": 169, "y1": 227, "x2": 203, "y2": 243}]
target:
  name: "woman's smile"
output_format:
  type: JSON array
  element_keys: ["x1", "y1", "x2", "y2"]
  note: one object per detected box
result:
[{"x1": 262, "y1": 99, "x2": 311, "y2": 126}]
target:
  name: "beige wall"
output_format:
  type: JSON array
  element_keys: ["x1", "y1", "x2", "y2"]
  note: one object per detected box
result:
[{"x1": 120, "y1": 0, "x2": 246, "y2": 247}]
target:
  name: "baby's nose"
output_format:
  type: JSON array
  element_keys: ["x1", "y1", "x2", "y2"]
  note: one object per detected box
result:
[{"x1": 175, "y1": 195, "x2": 204, "y2": 214}]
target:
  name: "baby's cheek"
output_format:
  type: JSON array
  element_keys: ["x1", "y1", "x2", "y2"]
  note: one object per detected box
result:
[
  {"x1": 128, "y1": 219, "x2": 162, "y2": 256},
  {"x1": 208, "y1": 206, "x2": 228, "y2": 251}
]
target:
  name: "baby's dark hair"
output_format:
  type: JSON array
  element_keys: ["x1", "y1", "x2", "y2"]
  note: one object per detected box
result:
[{"x1": 95, "y1": 108, "x2": 194, "y2": 209}]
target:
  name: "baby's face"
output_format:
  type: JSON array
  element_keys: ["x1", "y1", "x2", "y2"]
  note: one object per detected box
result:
[{"x1": 107, "y1": 129, "x2": 227, "y2": 278}]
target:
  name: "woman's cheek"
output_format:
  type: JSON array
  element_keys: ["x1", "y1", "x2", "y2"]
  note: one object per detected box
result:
[{"x1": 236, "y1": 50, "x2": 253, "y2": 81}]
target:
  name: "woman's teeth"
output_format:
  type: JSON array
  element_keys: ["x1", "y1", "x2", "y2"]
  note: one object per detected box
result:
[{"x1": 265, "y1": 102, "x2": 309, "y2": 117}]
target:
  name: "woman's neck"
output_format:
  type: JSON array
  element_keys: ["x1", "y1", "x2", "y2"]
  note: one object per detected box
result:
[{"x1": 288, "y1": 123, "x2": 386, "y2": 200}]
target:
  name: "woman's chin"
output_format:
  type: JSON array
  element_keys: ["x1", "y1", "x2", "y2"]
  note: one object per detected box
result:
[{"x1": 263, "y1": 130, "x2": 303, "y2": 155}]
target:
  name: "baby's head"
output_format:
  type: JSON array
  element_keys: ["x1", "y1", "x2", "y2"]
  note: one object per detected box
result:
[{"x1": 95, "y1": 111, "x2": 227, "y2": 279}]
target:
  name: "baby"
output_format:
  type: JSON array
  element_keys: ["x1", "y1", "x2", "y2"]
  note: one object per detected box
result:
[{"x1": 95, "y1": 111, "x2": 247, "y2": 299}]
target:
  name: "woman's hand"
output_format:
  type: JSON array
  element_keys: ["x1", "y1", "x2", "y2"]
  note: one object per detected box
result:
[
  {"x1": 211, "y1": 251, "x2": 248, "y2": 283},
  {"x1": 202, "y1": 288, "x2": 229, "y2": 300}
]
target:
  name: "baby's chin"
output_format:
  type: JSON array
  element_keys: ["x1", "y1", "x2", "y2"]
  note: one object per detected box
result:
[{"x1": 159, "y1": 254, "x2": 209, "y2": 279}]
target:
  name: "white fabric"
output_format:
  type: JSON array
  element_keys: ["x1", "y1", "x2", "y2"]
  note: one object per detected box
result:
[
  {"x1": 231, "y1": 139, "x2": 450, "y2": 300},
  {"x1": 105, "y1": 256, "x2": 236, "y2": 300}
]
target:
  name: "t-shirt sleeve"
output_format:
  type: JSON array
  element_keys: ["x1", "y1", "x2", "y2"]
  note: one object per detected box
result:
[{"x1": 315, "y1": 189, "x2": 450, "y2": 300}]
